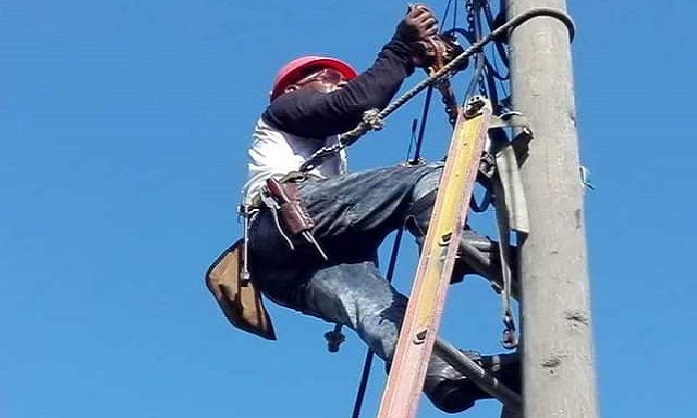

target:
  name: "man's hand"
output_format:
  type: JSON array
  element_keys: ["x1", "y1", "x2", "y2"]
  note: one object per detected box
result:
[{"x1": 394, "y1": 4, "x2": 438, "y2": 43}]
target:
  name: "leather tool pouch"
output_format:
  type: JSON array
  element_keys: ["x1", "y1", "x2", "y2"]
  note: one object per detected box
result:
[
  {"x1": 205, "y1": 240, "x2": 277, "y2": 340},
  {"x1": 265, "y1": 178, "x2": 315, "y2": 237}
]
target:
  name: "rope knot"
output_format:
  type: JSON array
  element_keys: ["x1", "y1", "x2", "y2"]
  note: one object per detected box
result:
[{"x1": 362, "y1": 108, "x2": 384, "y2": 131}]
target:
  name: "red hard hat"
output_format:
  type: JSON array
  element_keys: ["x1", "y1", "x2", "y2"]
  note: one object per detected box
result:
[{"x1": 269, "y1": 56, "x2": 357, "y2": 101}]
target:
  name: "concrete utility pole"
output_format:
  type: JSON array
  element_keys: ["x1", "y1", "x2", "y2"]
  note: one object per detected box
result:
[{"x1": 504, "y1": 1, "x2": 599, "y2": 417}]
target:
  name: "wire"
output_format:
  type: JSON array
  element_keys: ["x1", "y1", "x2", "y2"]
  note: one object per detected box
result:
[
  {"x1": 350, "y1": 226, "x2": 407, "y2": 418},
  {"x1": 465, "y1": 1, "x2": 485, "y2": 99},
  {"x1": 412, "y1": 87, "x2": 434, "y2": 163},
  {"x1": 404, "y1": 118, "x2": 418, "y2": 161},
  {"x1": 350, "y1": 351, "x2": 376, "y2": 418},
  {"x1": 484, "y1": 0, "x2": 510, "y2": 69},
  {"x1": 439, "y1": 0, "x2": 454, "y2": 32}
]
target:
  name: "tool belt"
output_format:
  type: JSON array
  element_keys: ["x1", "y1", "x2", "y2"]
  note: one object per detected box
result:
[
  {"x1": 204, "y1": 173, "x2": 326, "y2": 341},
  {"x1": 258, "y1": 175, "x2": 328, "y2": 260},
  {"x1": 265, "y1": 178, "x2": 314, "y2": 236}
]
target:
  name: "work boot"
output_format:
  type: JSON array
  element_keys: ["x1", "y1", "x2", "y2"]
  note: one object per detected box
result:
[
  {"x1": 405, "y1": 194, "x2": 517, "y2": 289},
  {"x1": 423, "y1": 351, "x2": 520, "y2": 414},
  {"x1": 450, "y1": 229, "x2": 502, "y2": 284},
  {"x1": 409, "y1": 223, "x2": 514, "y2": 285}
]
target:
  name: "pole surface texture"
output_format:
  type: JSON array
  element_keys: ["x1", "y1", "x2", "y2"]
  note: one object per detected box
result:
[{"x1": 505, "y1": 1, "x2": 599, "y2": 417}]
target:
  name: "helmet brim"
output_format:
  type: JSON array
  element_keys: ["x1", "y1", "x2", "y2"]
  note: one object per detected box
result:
[{"x1": 270, "y1": 57, "x2": 358, "y2": 101}]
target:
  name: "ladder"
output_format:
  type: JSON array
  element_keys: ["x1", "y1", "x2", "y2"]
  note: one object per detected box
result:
[{"x1": 376, "y1": 96, "x2": 521, "y2": 418}]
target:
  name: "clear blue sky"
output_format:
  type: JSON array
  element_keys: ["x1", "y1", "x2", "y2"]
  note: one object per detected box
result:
[{"x1": 2, "y1": 1, "x2": 695, "y2": 417}]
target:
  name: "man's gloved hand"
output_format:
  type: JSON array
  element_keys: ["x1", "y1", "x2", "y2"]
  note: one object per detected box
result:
[
  {"x1": 394, "y1": 4, "x2": 438, "y2": 43},
  {"x1": 411, "y1": 33, "x2": 466, "y2": 73}
]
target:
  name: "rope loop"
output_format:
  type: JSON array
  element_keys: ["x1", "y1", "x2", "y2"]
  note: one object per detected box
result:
[
  {"x1": 501, "y1": 7, "x2": 576, "y2": 42},
  {"x1": 362, "y1": 108, "x2": 384, "y2": 131}
]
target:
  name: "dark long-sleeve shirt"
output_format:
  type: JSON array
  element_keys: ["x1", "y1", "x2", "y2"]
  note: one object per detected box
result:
[{"x1": 263, "y1": 37, "x2": 416, "y2": 139}]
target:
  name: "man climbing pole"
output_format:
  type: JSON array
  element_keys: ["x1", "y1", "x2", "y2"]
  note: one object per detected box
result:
[{"x1": 239, "y1": 4, "x2": 519, "y2": 414}]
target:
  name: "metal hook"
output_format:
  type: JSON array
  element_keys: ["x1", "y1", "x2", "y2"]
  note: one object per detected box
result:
[{"x1": 502, "y1": 312, "x2": 518, "y2": 349}]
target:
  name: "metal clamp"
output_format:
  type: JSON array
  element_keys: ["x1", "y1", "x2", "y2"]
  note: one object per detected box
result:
[
  {"x1": 580, "y1": 165, "x2": 595, "y2": 190},
  {"x1": 464, "y1": 95, "x2": 487, "y2": 117},
  {"x1": 500, "y1": 8, "x2": 577, "y2": 43},
  {"x1": 502, "y1": 312, "x2": 518, "y2": 350}
]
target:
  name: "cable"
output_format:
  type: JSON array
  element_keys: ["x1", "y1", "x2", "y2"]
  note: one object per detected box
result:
[
  {"x1": 412, "y1": 87, "x2": 434, "y2": 163},
  {"x1": 439, "y1": 0, "x2": 454, "y2": 32},
  {"x1": 350, "y1": 226, "x2": 406, "y2": 418}
]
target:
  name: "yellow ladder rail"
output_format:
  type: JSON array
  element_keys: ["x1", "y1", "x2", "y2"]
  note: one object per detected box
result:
[{"x1": 377, "y1": 97, "x2": 493, "y2": 418}]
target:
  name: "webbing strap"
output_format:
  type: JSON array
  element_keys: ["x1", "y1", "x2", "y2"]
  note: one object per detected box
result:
[{"x1": 492, "y1": 178, "x2": 517, "y2": 349}]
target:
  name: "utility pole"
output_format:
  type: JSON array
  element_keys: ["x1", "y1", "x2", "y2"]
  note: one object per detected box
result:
[{"x1": 504, "y1": 1, "x2": 599, "y2": 417}]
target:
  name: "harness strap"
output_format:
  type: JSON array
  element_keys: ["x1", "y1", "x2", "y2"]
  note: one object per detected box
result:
[{"x1": 492, "y1": 177, "x2": 517, "y2": 349}]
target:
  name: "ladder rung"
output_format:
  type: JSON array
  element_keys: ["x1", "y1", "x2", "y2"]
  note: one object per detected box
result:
[{"x1": 433, "y1": 338, "x2": 522, "y2": 412}]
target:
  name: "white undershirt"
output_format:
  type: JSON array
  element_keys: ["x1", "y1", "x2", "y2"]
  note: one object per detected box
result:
[{"x1": 242, "y1": 117, "x2": 347, "y2": 205}]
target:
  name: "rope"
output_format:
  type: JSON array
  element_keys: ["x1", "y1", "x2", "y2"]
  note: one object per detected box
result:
[
  {"x1": 369, "y1": 7, "x2": 574, "y2": 127},
  {"x1": 299, "y1": 7, "x2": 575, "y2": 173},
  {"x1": 465, "y1": 0, "x2": 485, "y2": 99}
]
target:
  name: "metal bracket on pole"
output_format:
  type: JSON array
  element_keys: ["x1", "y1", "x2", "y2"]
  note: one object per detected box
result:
[
  {"x1": 494, "y1": 143, "x2": 530, "y2": 234},
  {"x1": 490, "y1": 112, "x2": 531, "y2": 131},
  {"x1": 490, "y1": 111, "x2": 534, "y2": 168},
  {"x1": 488, "y1": 112, "x2": 533, "y2": 234}
]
